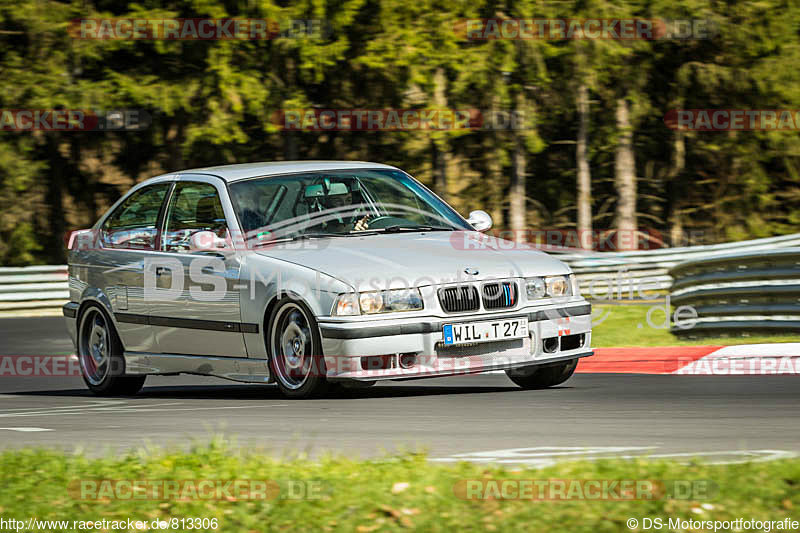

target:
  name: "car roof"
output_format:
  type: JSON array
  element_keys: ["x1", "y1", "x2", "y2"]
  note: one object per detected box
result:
[{"x1": 165, "y1": 161, "x2": 401, "y2": 183}]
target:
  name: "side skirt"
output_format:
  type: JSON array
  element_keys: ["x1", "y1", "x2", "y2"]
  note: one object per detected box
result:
[{"x1": 124, "y1": 352, "x2": 272, "y2": 384}]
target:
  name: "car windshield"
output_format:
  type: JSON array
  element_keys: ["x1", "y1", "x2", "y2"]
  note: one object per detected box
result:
[{"x1": 228, "y1": 169, "x2": 471, "y2": 243}]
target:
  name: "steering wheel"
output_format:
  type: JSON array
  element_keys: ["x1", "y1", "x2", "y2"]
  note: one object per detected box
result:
[{"x1": 359, "y1": 215, "x2": 414, "y2": 229}]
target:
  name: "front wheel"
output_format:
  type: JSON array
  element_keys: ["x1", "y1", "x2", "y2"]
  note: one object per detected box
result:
[
  {"x1": 78, "y1": 305, "x2": 146, "y2": 396},
  {"x1": 505, "y1": 358, "x2": 579, "y2": 389},
  {"x1": 268, "y1": 299, "x2": 330, "y2": 399}
]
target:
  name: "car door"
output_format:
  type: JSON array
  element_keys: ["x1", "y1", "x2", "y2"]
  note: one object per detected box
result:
[
  {"x1": 96, "y1": 180, "x2": 173, "y2": 352},
  {"x1": 146, "y1": 175, "x2": 248, "y2": 357}
]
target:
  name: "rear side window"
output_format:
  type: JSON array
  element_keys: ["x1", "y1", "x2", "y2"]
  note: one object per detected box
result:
[{"x1": 102, "y1": 183, "x2": 170, "y2": 250}]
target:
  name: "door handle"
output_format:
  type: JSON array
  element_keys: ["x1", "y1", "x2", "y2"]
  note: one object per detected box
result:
[{"x1": 195, "y1": 250, "x2": 227, "y2": 260}]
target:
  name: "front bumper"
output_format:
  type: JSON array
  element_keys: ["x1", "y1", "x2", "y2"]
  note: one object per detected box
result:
[{"x1": 318, "y1": 303, "x2": 592, "y2": 381}]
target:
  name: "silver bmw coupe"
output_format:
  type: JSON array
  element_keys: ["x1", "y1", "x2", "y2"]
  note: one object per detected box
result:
[{"x1": 64, "y1": 161, "x2": 593, "y2": 398}]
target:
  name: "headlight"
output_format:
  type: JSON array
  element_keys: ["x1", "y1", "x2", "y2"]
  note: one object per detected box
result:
[
  {"x1": 333, "y1": 289, "x2": 424, "y2": 316},
  {"x1": 525, "y1": 277, "x2": 546, "y2": 299},
  {"x1": 525, "y1": 275, "x2": 573, "y2": 299},
  {"x1": 361, "y1": 288, "x2": 423, "y2": 313},
  {"x1": 545, "y1": 275, "x2": 571, "y2": 297}
]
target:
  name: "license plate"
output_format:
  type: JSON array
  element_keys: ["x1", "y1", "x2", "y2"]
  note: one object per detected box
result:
[{"x1": 443, "y1": 318, "x2": 529, "y2": 346}]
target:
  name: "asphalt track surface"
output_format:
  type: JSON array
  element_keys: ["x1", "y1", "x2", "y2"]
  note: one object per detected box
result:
[{"x1": 1, "y1": 316, "x2": 798, "y2": 465}]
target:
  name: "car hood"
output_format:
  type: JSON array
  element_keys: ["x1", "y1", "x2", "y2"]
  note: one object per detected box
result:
[{"x1": 253, "y1": 231, "x2": 571, "y2": 290}]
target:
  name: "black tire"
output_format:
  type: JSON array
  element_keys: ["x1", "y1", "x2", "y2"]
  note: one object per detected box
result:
[
  {"x1": 267, "y1": 298, "x2": 330, "y2": 399},
  {"x1": 77, "y1": 304, "x2": 146, "y2": 396},
  {"x1": 505, "y1": 358, "x2": 579, "y2": 389}
]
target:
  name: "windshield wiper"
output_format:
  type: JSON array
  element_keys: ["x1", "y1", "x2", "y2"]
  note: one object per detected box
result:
[
  {"x1": 378, "y1": 225, "x2": 455, "y2": 233},
  {"x1": 253, "y1": 226, "x2": 454, "y2": 245},
  {"x1": 252, "y1": 232, "x2": 346, "y2": 247}
]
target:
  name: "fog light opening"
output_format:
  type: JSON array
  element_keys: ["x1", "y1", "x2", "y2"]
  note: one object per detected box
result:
[
  {"x1": 560, "y1": 333, "x2": 585, "y2": 351},
  {"x1": 360, "y1": 354, "x2": 396, "y2": 371},
  {"x1": 543, "y1": 337, "x2": 559, "y2": 354},
  {"x1": 399, "y1": 353, "x2": 417, "y2": 369}
]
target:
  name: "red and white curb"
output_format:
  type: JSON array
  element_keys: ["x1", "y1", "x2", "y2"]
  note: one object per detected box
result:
[{"x1": 577, "y1": 343, "x2": 800, "y2": 375}]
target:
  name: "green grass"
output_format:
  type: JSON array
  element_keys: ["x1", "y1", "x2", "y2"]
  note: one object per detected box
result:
[
  {"x1": 0, "y1": 443, "x2": 798, "y2": 532},
  {"x1": 591, "y1": 303, "x2": 800, "y2": 347}
]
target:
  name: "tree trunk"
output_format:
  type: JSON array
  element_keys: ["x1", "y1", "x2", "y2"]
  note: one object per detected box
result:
[
  {"x1": 509, "y1": 90, "x2": 529, "y2": 239},
  {"x1": 165, "y1": 114, "x2": 186, "y2": 171},
  {"x1": 666, "y1": 131, "x2": 685, "y2": 247},
  {"x1": 46, "y1": 136, "x2": 67, "y2": 264},
  {"x1": 485, "y1": 136, "x2": 504, "y2": 229},
  {"x1": 614, "y1": 97, "x2": 637, "y2": 251},
  {"x1": 431, "y1": 140, "x2": 448, "y2": 200},
  {"x1": 576, "y1": 82, "x2": 592, "y2": 249},
  {"x1": 432, "y1": 67, "x2": 449, "y2": 201},
  {"x1": 485, "y1": 92, "x2": 504, "y2": 229},
  {"x1": 283, "y1": 131, "x2": 298, "y2": 160},
  {"x1": 510, "y1": 133, "x2": 527, "y2": 239}
]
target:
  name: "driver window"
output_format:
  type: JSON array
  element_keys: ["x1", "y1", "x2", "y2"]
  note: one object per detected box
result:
[{"x1": 162, "y1": 182, "x2": 227, "y2": 253}]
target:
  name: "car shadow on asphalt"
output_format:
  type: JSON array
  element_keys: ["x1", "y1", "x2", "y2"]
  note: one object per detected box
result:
[{"x1": 2, "y1": 383, "x2": 560, "y2": 400}]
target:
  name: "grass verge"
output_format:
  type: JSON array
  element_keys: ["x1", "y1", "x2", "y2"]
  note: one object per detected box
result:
[
  {"x1": 0, "y1": 443, "x2": 798, "y2": 532},
  {"x1": 591, "y1": 303, "x2": 800, "y2": 347}
]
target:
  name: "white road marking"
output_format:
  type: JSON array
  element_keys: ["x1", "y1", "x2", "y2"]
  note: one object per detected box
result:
[
  {"x1": 431, "y1": 446, "x2": 656, "y2": 467},
  {"x1": 431, "y1": 446, "x2": 798, "y2": 467},
  {"x1": 0, "y1": 400, "x2": 278, "y2": 418},
  {"x1": 0, "y1": 399, "x2": 128, "y2": 412},
  {"x1": 613, "y1": 449, "x2": 799, "y2": 464},
  {"x1": 0, "y1": 427, "x2": 53, "y2": 432}
]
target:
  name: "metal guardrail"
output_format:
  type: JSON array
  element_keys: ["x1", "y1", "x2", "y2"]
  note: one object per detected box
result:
[
  {"x1": 553, "y1": 232, "x2": 800, "y2": 263},
  {"x1": 559, "y1": 233, "x2": 800, "y2": 298},
  {"x1": 570, "y1": 263, "x2": 673, "y2": 295},
  {"x1": 0, "y1": 265, "x2": 69, "y2": 312},
  {"x1": 668, "y1": 248, "x2": 800, "y2": 335}
]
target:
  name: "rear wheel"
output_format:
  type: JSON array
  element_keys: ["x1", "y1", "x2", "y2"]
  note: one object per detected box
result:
[
  {"x1": 268, "y1": 299, "x2": 330, "y2": 399},
  {"x1": 78, "y1": 305, "x2": 146, "y2": 396},
  {"x1": 505, "y1": 358, "x2": 578, "y2": 389}
]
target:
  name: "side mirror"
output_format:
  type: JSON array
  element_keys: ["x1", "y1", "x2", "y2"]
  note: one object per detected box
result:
[
  {"x1": 466, "y1": 210, "x2": 493, "y2": 232},
  {"x1": 190, "y1": 231, "x2": 230, "y2": 253}
]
